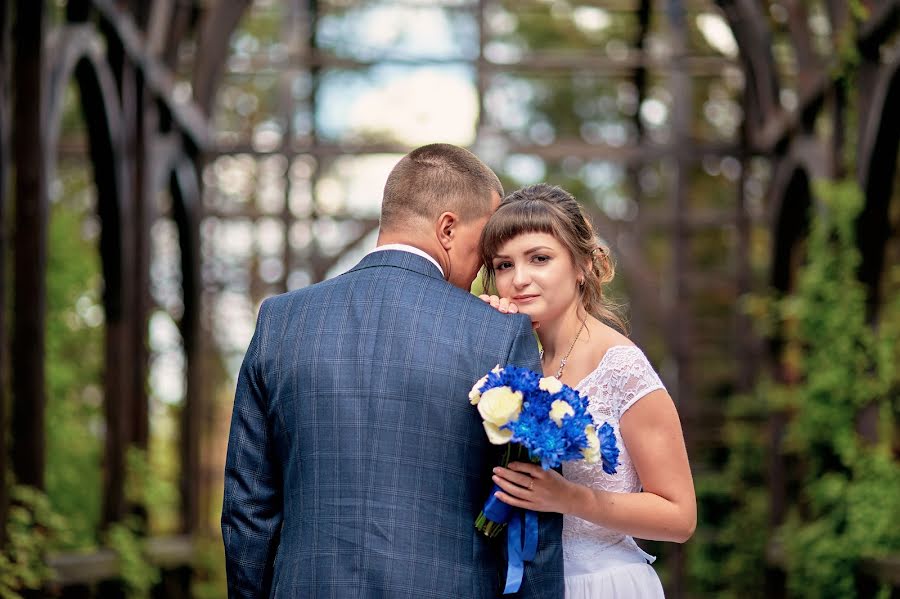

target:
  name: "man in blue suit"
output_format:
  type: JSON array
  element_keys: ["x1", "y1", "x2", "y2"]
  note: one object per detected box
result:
[{"x1": 222, "y1": 143, "x2": 564, "y2": 598}]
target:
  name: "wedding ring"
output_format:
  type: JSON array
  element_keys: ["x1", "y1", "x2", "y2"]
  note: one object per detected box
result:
[{"x1": 528, "y1": 479, "x2": 534, "y2": 491}]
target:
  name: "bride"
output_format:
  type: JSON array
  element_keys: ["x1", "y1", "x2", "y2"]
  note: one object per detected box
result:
[{"x1": 478, "y1": 183, "x2": 696, "y2": 598}]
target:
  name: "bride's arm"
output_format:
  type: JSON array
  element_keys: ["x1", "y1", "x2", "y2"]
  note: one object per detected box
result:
[
  {"x1": 492, "y1": 388, "x2": 696, "y2": 544},
  {"x1": 573, "y1": 389, "x2": 696, "y2": 542}
]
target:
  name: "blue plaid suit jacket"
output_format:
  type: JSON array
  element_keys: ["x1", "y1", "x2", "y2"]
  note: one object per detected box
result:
[{"x1": 222, "y1": 250, "x2": 564, "y2": 598}]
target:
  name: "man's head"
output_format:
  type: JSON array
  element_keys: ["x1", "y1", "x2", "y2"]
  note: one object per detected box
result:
[{"x1": 378, "y1": 143, "x2": 504, "y2": 290}]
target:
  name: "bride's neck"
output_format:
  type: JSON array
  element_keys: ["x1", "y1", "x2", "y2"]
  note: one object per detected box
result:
[{"x1": 537, "y1": 304, "x2": 586, "y2": 358}]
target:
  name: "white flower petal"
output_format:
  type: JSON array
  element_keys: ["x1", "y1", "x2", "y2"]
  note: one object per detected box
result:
[{"x1": 483, "y1": 421, "x2": 514, "y2": 445}]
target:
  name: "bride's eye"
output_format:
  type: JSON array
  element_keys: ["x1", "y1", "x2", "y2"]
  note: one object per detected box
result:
[
  {"x1": 495, "y1": 261, "x2": 513, "y2": 271},
  {"x1": 532, "y1": 255, "x2": 550, "y2": 264}
]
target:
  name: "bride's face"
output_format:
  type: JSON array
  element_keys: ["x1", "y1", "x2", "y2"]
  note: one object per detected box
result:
[{"x1": 491, "y1": 231, "x2": 582, "y2": 326}]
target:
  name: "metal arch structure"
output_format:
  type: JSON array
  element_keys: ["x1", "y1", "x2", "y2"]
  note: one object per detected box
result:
[
  {"x1": 767, "y1": 135, "x2": 831, "y2": 295},
  {"x1": 857, "y1": 50, "x2": 900, "y2": 320},
  {"x1": 170, "y1": 154, "x2": 204, "y2": 535},
  {"x1": 0, "y1": 0, "x2": 257, "y2": 581},
  {"x1": 1, "y1": 0, "x2": 220, "y2": 585},
  {"x1": 716, "y1": 0, "x2": 782, "y2": 141},
  {"x1": 43, "y1": 22, "x2": 137, "y2": 528},
  {"x1": 192, "y1": 0, "x2": 254, "y2": 115},
  {"x1": 720, "y1": 0, "x2": 900, "y2": 319}
]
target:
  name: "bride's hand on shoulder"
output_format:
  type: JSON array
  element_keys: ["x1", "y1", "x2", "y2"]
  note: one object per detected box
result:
[
  {"x1": 491, "y1": 461, "x2": 580, "y2": 514},
  {"x1": 478, "y1": 294, "x2": 519, "y2": 314}
]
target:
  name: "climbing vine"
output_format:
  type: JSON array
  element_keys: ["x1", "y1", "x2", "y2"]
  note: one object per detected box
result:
[{"x1": 689, "y1": 179, "x2": 900, "y2": 598}]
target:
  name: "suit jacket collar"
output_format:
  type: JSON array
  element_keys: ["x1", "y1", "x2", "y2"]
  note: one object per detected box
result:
[{"x1": 349, "y1": 249, "x2": 446, "y2": 282}]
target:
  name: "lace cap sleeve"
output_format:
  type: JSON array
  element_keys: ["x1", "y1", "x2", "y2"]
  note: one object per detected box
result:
[{"x1": 613, "y1": 346, "x2": 665, "y2": 416}]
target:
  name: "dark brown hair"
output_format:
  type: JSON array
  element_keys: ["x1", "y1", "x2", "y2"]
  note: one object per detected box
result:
[
  {"x1": 479, "y1": 183, "x2": 626, "y2": 332},
  {"x1": 381, "y1": 143, "x2": 504, "y2": 230}
]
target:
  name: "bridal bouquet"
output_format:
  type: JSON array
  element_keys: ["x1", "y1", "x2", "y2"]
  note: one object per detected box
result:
[{"x1": 469, "y1": 365, "x2": 619, "y2": 538}]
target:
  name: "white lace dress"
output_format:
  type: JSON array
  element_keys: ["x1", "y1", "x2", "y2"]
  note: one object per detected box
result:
[{"x1": 562, "y1": 345, "x2": 667, "y2": 598}]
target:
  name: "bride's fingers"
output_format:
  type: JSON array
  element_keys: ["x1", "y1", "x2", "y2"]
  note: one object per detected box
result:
[
  {"x1": 493, "y1": 490, "x2": 531, "y2": 509},
  {"x1": 493, "y1": 466, "x2": 534, "y2": 490},
  {"x1": 507, "y1": 462, "x2": 545, "y2": 478},
  {"x1": 481, "y1": 294, "x2": 525, "y2": 315},
  {"x1": 491, "y1": 473, "x2": 533, "y2": 500},
  {"x1": 498, "y1": 298, "x2": 520, "y2": 314}
]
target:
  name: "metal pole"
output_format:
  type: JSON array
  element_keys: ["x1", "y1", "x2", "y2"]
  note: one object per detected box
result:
[
  {"x1": 664, "y1": 0, "x2": 691, "y2": 595},
  {"x1": 0, "y1": 0, "x2": 10, "y2": 546}
]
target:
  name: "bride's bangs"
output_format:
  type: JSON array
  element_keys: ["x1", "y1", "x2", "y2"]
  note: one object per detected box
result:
[{"x1": 481, "y1": 200, "x2": 558, "y2": 263}]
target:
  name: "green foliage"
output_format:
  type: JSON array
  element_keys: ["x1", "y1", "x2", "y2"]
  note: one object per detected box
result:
[
  {"x1": 126, "y1": 445, "x2": 179, "y2": 536},
  {"x1": 102, "y1": 447, "x2": 172, "y2": 598},
  {"x1": 191, "y1": 535, "x2": 228, "y2": 599},
  {"x1": 0, "y1": 485, "x2": 70, "y2": 598},
  {"x1": 45, "y1": 180, "x2": 105, "y2": 548},
  {"x1": 689, "y1": 179, "x2": 900, "y2": 597},
  {"x1": 105, "y1": 516, "x2": 160, "y2": 599},
  {"x1": 779, "y1": 180, "x2": 900, "y2": 598},
  {"x1": 688, "y1": 388, "x2": 771, "y2": 598},
  {"x1": 6, "y1": 167, "x2": 178, "y2": 595}
]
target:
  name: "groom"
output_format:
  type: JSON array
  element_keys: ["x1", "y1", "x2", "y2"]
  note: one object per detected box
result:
[{"x1": 222, "y1": 143, "x2": 563, "y2": 598}]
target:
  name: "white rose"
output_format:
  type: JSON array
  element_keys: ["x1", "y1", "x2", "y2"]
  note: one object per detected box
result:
[
  {"x1": 477, "y1": 386, "x2": 523, "y2": 427},
  {"x1": 549, "y1": 399, "x2": 574, "y2": 427},
  {"x1": 468, "y1": 374, "x2": 489, "y2": 405},
  {"x1": 483, "y1": 421, "x2": 514, "y2": 445},
  {"x1": 582, "y1": 424, "x2": 600, "y2": 463},
  {"x1": 539, "y1": 376, "x2": 563, "y2": 394}
]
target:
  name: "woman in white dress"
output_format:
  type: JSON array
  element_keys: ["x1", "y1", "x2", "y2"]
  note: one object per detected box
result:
[{"x1": 478, "y1": 183, "x2": 696, "y2": 598}]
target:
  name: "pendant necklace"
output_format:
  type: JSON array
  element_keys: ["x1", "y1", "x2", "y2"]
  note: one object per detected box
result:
[{"x1": 540, "y1": 319, "x2": 587, "y2": 379}]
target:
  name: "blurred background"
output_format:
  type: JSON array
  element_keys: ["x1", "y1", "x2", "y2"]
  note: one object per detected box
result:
[{"x1": 1, "y1": 0, "x2": 899, "y2": 597}]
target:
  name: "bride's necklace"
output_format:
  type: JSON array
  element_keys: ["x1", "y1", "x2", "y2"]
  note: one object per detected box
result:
[{"x1": 540, "y1": 319, "x2": 587, "y2": 379}]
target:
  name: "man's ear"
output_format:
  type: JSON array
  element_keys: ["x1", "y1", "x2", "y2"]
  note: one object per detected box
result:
[{"x1": 436, "y1": 211, "x2": 459, "y2": 250}]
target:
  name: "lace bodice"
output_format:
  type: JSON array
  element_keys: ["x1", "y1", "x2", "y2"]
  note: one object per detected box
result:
[{"x1": 562, "y1": 345, "x2": 665, "y2": 569}]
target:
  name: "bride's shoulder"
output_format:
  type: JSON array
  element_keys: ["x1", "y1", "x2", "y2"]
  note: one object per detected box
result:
[{"x1": 586, "y1": 319, "x2": 635, "y2": 362}]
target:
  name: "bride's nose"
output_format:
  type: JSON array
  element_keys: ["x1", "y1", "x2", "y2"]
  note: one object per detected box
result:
[{"x1": 512, "y1": 266, "x2": 531, "y2": 287}]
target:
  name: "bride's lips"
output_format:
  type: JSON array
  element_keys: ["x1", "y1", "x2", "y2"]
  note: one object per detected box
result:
[{"x1": 512, "y1": 294, "x2": 539, "y2": 303}]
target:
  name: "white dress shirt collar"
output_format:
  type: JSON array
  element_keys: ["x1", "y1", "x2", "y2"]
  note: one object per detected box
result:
[{"x1": 367, "y1": 243, "x2": 445, "y2": 277}]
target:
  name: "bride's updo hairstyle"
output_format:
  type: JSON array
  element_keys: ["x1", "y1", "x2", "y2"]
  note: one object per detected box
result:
[{"x1": 479, "y1": 183, "x2": 626, "y2": 333}]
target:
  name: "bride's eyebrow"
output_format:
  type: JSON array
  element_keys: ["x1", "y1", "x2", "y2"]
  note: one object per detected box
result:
[
  {"x1": 524, "y1": 246, "x2": 554, "y2": 254},
  {"x1": 493, "y1": 246, "x2": 554, "y2": 260}
]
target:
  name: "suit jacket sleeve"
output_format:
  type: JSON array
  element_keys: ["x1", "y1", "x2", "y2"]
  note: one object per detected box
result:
[
  {"x1": 504, "y1": 315, "x2": 542, "y2": 373},
  {"x1": 222, "y1": 299, "x2": 283, "y2": 598}
]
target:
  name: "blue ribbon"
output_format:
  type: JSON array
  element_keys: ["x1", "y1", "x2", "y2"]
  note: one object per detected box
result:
[
  {"x1": 482, "y1": 484, "x2": 513, "y2": 524},
  {"x1": 503, "y1": 509, "x2": 538, "y2": 595}
]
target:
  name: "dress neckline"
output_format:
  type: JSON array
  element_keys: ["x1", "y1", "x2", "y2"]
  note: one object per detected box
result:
[{"x1": 573, "y1": 344, "x2": 637, "y2": 390}]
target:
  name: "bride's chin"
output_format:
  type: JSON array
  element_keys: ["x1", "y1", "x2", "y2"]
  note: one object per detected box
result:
[{"x1": 521, "y1": 311, "x2": 541, "y2": 329}]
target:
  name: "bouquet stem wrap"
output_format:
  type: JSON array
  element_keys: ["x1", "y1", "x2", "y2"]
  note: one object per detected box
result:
[{"x1": 475, "y1": 444, "x2": 524, "y2": 538}]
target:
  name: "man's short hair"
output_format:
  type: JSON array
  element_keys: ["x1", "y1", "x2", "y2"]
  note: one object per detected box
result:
[{"x1": 381, "y1": 143, "x2": 504, "y2": 230}]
